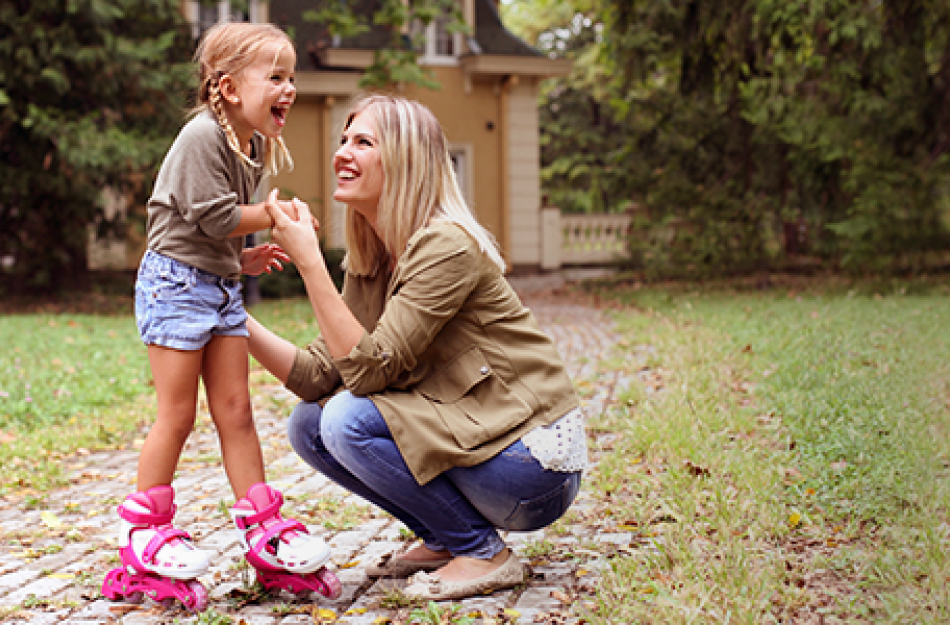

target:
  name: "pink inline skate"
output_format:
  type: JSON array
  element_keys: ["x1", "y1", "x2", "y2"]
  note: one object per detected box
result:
[
  {"x1": 101, "y1": 486, "x2": 210, "y2": 611},
  {"x1": 231, "y1": 483, "x2": 342, "y2": 599}
]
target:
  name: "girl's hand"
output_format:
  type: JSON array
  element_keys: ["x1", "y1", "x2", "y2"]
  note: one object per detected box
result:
[
  {"x1": 241, "y1": 243, "x2": 291, "y2": 276},
  {"x1": 264, "y1": 197, "x2": 322, "y2": 270}
]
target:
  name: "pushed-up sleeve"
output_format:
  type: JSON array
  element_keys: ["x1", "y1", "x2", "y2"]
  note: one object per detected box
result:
[
  {"x1": 285, "y1": 336, "x2": 343, "y2": 402},
  {"x1": 332, "y1": 227, "x2": 480, "y2": 395}
]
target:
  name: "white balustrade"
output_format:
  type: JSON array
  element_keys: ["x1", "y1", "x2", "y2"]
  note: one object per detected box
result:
[{"x1": 541, "y1": 208, "x2": 633, "y2": 269}]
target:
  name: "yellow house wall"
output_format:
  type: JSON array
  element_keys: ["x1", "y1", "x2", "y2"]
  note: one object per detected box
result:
[
  {"x1": 274, "y1": 67, "x2": 509, "y2": 261},
  {"x1": 270, "y1": 95, "x2": 328, "y2": 232},
  {"x1": 404, "y1": 68, "x2": 505, "y2": 250}
]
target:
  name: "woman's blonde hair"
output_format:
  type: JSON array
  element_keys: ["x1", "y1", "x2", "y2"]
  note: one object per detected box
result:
[
  {"x1": 194, "y1": 22, "x2": 294, "y2": 175},
  {"x1": 342, "y1": 94, "x2": 505, "y2": 275}
]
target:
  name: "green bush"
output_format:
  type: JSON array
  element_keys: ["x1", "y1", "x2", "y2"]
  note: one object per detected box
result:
[{"x1": 256, "y1": 246, "x2": 346, "y2": 299}]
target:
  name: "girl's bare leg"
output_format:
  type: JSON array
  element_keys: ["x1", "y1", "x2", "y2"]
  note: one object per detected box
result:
[
  {"x1": 202, "y1": 335, "x2": 265, "y2": 499},
  {"x1": 138, "y1": 345, "x2": 203, "y2": 491}
]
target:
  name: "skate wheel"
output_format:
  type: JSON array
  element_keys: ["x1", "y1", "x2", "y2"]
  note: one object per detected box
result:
[
  {"x1": 101, "y1": 568, "x2": 129, "y2": 602},
  {"x1": 316, "y1": 567, "x2": 342, "y2": 600},
  {"x1": 126, "y1": 591, "x2": 145, "y2": 604},
  {"x1": 186, "y1": 580, "x2": 209, "y2": 612}
]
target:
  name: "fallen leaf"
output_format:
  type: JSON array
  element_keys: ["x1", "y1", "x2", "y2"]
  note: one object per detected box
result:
[
  {"x1": 40, "y1": 511, "x2": 63, "y2": 529},
  {"x1": 683, "y1": 460, "x2": 710, "y2": 477},
  {"x1": 109, "y1": 605, "x2": 140, "y2": 614},
  {"x1": 550, "y1": 589, "x2": 572, "y2": 604}
]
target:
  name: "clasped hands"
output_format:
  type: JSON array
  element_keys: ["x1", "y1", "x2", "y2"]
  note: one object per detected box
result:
[{"x1": 240, "y1": 188, "x2": 321, "y2": 276}]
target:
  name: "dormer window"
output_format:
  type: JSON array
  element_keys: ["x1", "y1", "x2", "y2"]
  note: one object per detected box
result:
[
  {"x1": 412, "y1": 15, "x2": 461, "y2": 66},
  {"x1": 189, "y1": 1, "x2": 264, "y2": 39}
]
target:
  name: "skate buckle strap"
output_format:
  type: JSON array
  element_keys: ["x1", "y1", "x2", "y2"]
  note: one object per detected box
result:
[
  {"x1": 142, "y1": 527, "x2": 192, "y2": 563},
  {"x1": 117, "y1": 502, "x2": 177, "y2": 526},
  {"x1": 248, "y1": 518, "x2": 307, "y2": 559},
  {"x1": 233, "y1": 491, "x2": 284, "y2": 530}
]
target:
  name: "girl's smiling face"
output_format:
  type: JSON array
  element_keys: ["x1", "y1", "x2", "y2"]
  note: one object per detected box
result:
[
  {"x1": 224, "y1": 42, "x2": 297, "y2": 151},
  {"x1": 333, "y1": 108, "x2": 385, "y2": 225}
]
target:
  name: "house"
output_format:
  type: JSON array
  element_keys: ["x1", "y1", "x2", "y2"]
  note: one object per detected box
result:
[
  {"x1": 267, "y1": 0, "x2": 569, "y2": 274},
  {"x1": 92, "y1": 0, "x2": 569, "y2": 275},
  {"x1": 93, "y1": 0, "x2": 568, "y2": 273}
]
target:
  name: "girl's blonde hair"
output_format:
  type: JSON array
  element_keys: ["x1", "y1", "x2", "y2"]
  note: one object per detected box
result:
[
  {"x1": 194, "y1": 22, "x2": 294, "y2": 175},
  {"x1": 343, "y1": 94, "x2": 505, "y2": 275}
]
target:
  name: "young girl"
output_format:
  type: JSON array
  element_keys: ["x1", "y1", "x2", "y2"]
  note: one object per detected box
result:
[{"x1": 101, "y1": 22, "x2": 340, "y2": 611}]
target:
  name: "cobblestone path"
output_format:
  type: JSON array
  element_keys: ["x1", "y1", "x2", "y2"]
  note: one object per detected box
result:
[{"x1": 0, "y1": 282, "x2": 637, "y2": 624}]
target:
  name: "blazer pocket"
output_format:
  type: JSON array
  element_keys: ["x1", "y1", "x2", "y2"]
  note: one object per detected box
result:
[{"x1": 417, "y1": 347, "x2": 532, "y2": 450}]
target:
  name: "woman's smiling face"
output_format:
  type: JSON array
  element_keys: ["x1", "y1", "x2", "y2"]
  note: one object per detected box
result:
[{"x1": 333, "y1": 107, "x2": 384, "y2": 224}]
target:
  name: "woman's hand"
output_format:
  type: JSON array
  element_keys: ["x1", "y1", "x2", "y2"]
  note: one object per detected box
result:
[
  {"x1": 241, "y1": 243, "x2": 290, "y2": 276},
  {"x1": 267, "y1": 197, "x2": 364, "y2": 359},
  {"x1": 265, "y1": 197, "x2": 322, "y2": 270}
]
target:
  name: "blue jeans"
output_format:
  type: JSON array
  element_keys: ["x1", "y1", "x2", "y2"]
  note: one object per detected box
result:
[{"x1": 287, "y1": 391, "x2": 582, "y2": 559}]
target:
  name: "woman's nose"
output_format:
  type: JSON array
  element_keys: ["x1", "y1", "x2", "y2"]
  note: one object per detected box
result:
[{"x1": 334, "y1": 141, "x2": 351, "y2": 160}]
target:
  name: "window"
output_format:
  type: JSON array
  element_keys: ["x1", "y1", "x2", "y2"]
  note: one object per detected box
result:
[
  {"x1": 188, "y1": 1, "x2": 262, "y2": 39},
  {"x1": 411, "y1": 16, "x2": 461, "y2": 66},
  {"x1": 449, "y1": 145, "x2": 472, "y2": 204}
]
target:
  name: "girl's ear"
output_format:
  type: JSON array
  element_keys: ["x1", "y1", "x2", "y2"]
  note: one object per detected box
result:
[{"x1": 219, "y1": 74, "x2": 241, "y2": 105}]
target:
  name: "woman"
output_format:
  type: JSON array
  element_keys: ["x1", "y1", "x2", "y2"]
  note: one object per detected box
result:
[{"x1": 248, "y1": 94, "x2": 587, "y2": 601}]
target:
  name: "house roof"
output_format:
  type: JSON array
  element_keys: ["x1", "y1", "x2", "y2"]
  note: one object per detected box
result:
[
  {"x1": 269, "y1": 0, "x2": 567, "y2": 77},
  {"x1": 468, "y1": 0, "x2": 539, "y2": 57}
]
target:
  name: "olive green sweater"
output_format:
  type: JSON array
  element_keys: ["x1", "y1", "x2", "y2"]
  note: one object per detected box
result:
[
  {"x1": 286, "y1": 222, "x2": 579, "y2": 485},
  {"x1": 146, "y1": 110, "x2": 265, "y2": 279}
]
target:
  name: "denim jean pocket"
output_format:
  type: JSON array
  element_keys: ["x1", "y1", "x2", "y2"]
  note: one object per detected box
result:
[{"x1": 501, "y1": 471, "x2": 581, "y2": 532}]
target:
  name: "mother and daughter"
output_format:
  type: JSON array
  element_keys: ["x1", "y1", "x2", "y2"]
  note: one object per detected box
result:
[{"x1": 102, "y1": 20, "x2": 586, "y2": 609}]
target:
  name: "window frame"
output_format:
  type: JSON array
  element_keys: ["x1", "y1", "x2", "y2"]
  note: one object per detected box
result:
[
  {"x1": 412, "y1": 17, "x2": 462, "y2": 67},
  {"x1": 188, "y1": 1, "x2": 263, "y2": 39}
]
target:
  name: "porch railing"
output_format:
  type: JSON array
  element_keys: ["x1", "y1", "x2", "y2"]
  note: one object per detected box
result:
[{"x1": 541, "y1": 207, "x2": 633, "y2": 270}]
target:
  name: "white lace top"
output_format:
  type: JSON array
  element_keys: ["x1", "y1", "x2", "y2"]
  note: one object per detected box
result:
[{"x1": 521, "y1": 408, "x2": 589, "y2": 473}]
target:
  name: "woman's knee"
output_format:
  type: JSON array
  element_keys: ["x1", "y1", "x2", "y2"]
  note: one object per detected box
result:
[
  {"x1": 320, "y1": 392, "x2": 387, "y2": 458},
  {"x1": 287, "y1": 401, "x2": 324, "y2": 457}
]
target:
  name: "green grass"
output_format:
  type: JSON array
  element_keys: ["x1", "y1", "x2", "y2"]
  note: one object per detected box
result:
[
  {"x1": 580, "y1": 276, "x2": 950, "y2": 623},
  {"x1": 3, "y1": 279, "x2": 949, "y2": 623},
  {"x1": 0, "y1": 312, "x2": 152, "y2": 494},
  {"x1": 0, "y1": 298, "x2": 320, "y2": 496}
]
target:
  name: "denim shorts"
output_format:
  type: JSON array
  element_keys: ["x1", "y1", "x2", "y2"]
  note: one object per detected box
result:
[{"x1": 134, "y1": 250, "x2": 248, "y2": 350}]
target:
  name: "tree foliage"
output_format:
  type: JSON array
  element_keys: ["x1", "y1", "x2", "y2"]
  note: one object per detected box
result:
[
  {"x1": 510, "y1": 0, "x2": 950, "y2": 275},
  {"x1": 304, "y1": 0, "x2": 469, "y2": 90},
  {"x1": 0, "y1": 0, "x2": 193, "y2": 292}
]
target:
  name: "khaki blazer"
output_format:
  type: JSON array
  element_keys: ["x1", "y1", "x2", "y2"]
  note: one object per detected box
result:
[{"x1": 285, "y1": 221, "x2": 579, "y2": 484}]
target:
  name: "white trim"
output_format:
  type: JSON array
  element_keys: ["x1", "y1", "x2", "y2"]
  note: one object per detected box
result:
[
  {"x1": 448, "y1": 144, "x2": 473, "y2": 205},
  {"x1": 413, "y1": 18, "x2": 462, "y2": 67},
  {"x1": 506, "y1": 84, "x2": 542, "y2": 266},
  {"x1": 187, "y1": 1, "x2": 264, "y2": 39}
]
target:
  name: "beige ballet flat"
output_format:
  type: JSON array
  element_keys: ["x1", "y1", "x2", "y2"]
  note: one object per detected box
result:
[
  {"x1": 402, "y1": 551, "x2": 526, "y2": 601},
  {"x1": 365, "y1": 550, "x2": 452, "y2": 578}
]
